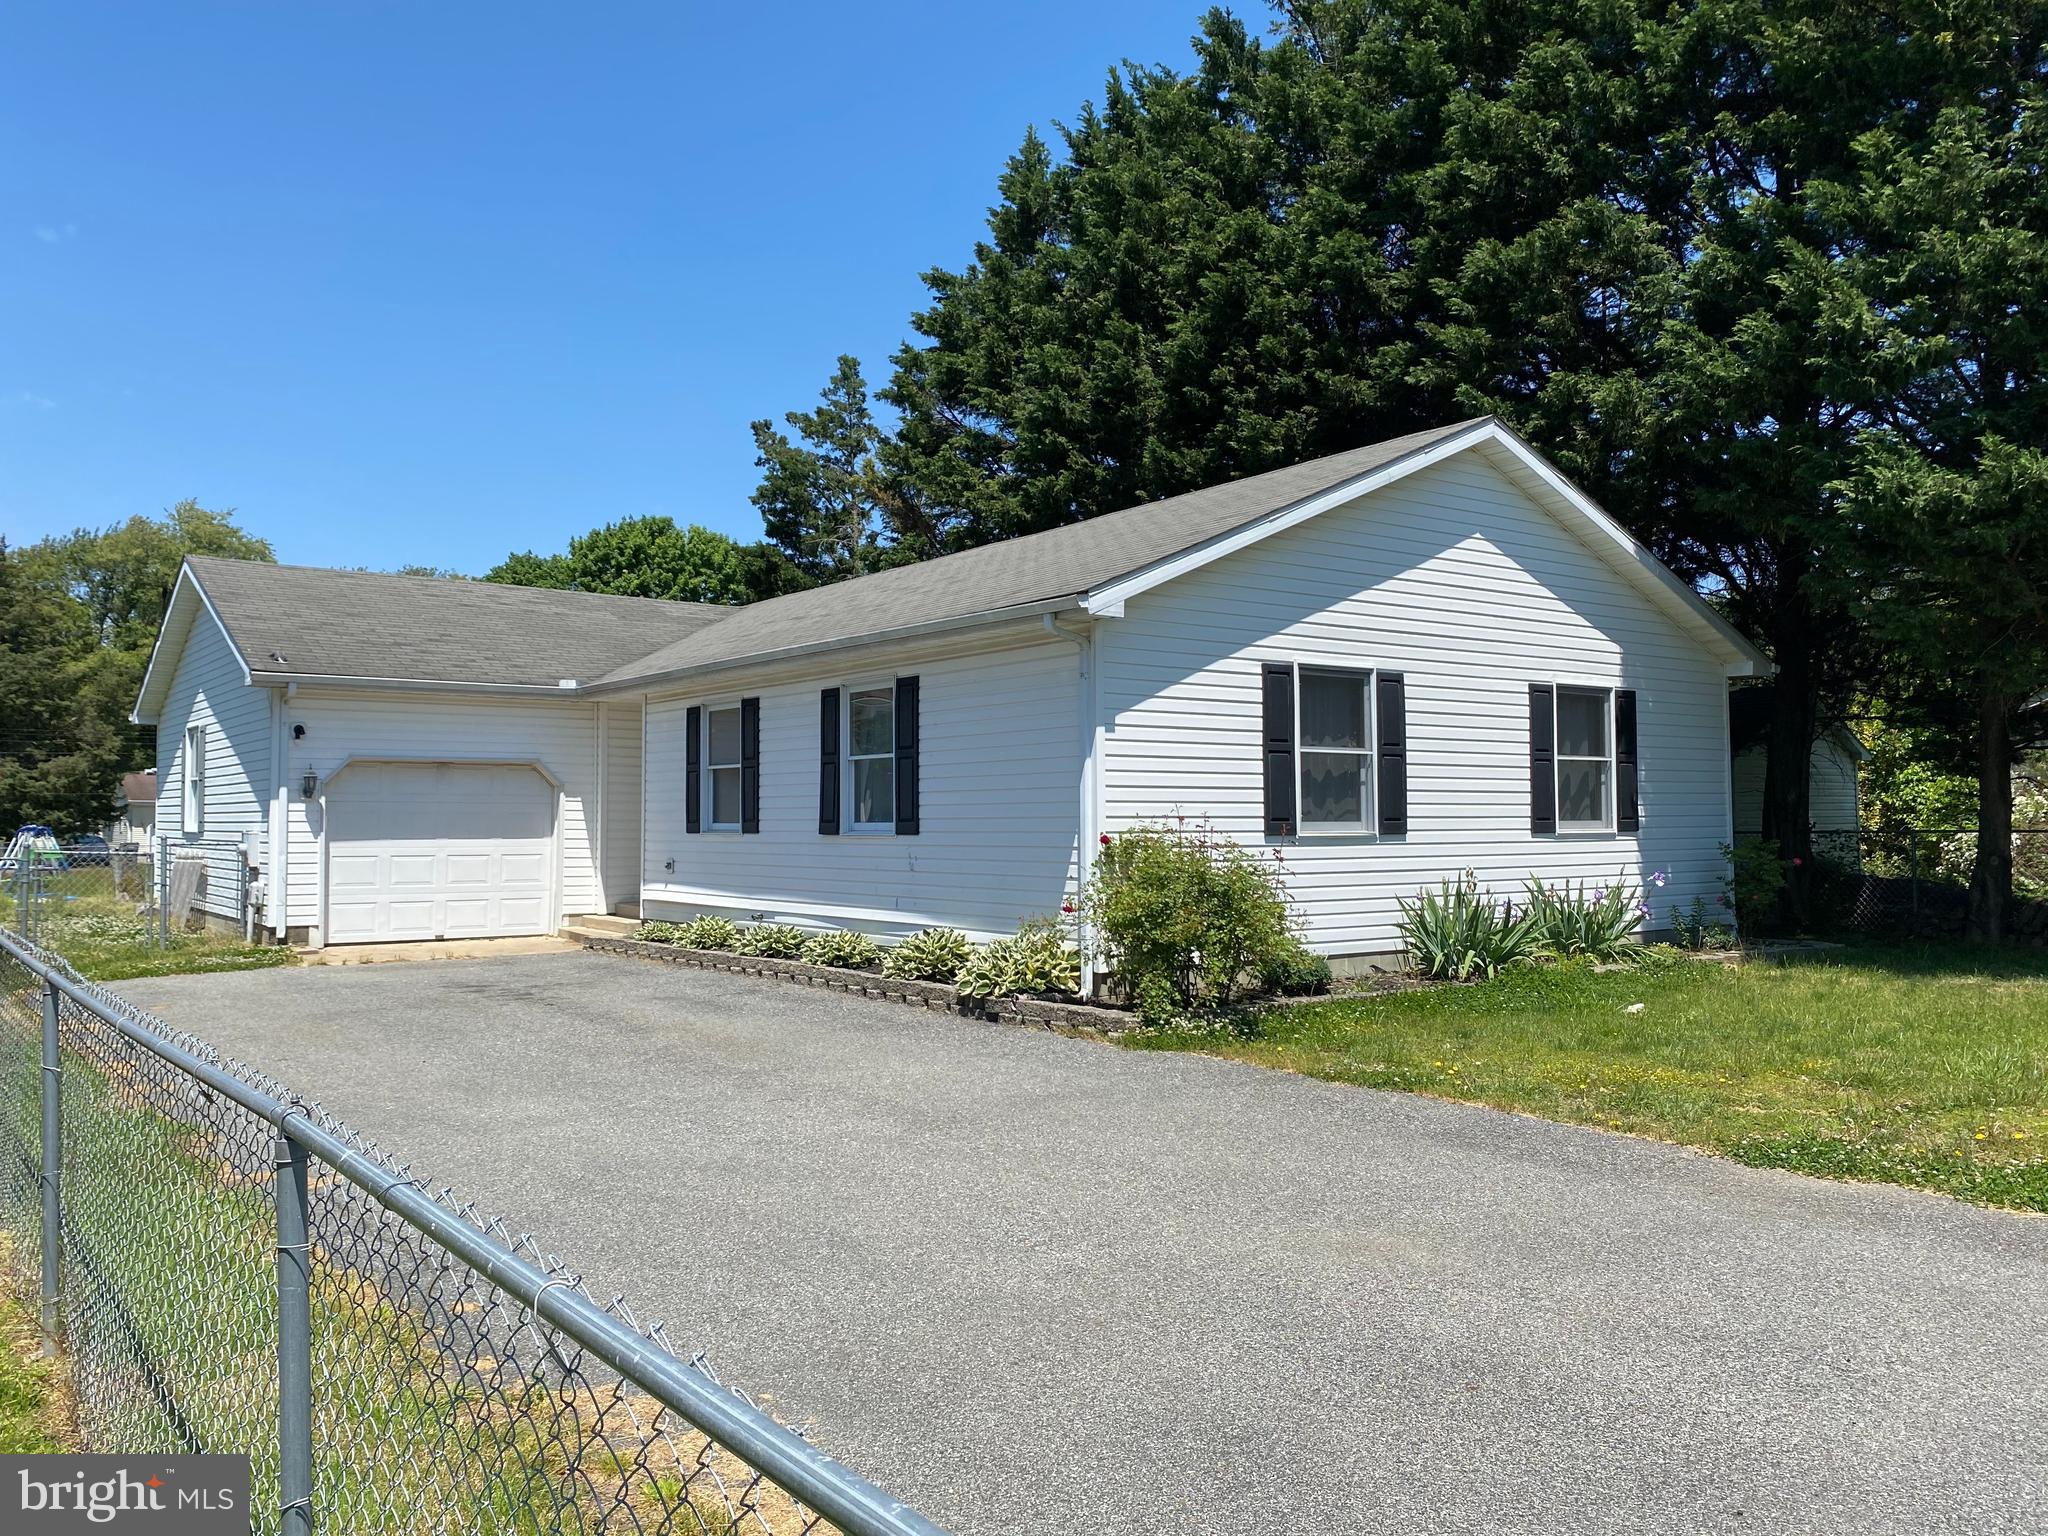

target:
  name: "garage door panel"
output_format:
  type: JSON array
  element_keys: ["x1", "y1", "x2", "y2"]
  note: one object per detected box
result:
[
  {"x1": 389, "y1": 854, "x2": 439, "y2": 887},
  {"x1": 498, "y1": 851, "x2": 546, "y2": 884},
  {"x1": 326, "y1": 763, "x2": 554, "y2": 943}
]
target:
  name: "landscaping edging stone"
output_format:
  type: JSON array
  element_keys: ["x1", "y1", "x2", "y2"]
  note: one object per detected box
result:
[{"x1": 580, "y1": 936, "x2": 1143, "y2": 1036}]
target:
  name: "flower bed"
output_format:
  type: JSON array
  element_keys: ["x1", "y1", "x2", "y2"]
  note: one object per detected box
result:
[{"x1": 580, "y1": 935, "x2": 1144, "y2": 1036}]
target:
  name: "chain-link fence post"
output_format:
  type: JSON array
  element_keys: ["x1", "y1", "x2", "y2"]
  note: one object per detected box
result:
[
  {"x1": 38, "y1": 975, "x2": 61, "y2": 1357},
  {"x1": 274, "y1": 1121, "x2": 315, "y2": 1536}
]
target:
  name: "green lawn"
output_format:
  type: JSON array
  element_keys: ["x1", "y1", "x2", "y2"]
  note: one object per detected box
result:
[
  {"x1": 1130, "y1": 944, "x2": 2048, "y2": 1212},
  {"x1": 0, "y1": 1280, "x2": 67, "y2": 1453},
  {"x1": 2, "y1": 875, "x2": 293, "y2": 982}
]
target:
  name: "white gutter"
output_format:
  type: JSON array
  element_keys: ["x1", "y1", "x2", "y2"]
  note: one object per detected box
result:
[
  {"x1": 246, "y1": 671, "x2": 587, "y2": 697},
  {"x1": 580, "y1": 597, "x2": 1083, "y2": 698}
]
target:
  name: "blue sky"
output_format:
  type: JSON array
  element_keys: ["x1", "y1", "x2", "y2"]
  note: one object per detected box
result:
[{"x1": 1, "y1": 1, "x2": 1211, "y2": 573}]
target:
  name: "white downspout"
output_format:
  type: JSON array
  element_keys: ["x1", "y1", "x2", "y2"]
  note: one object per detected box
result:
[
  {"x1": 1044, "y1": 614, "x2": 1099, "y2": 997},
  {"x1": 267, "y1": 685, "x2": 293, "y2": 944}
]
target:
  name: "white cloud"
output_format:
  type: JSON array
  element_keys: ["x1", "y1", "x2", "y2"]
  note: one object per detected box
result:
[
  {"x1": 31, "y1": 223, "x2": 77, "y2": 244},
  {"x1": 8, "y1": 390, "x2": 56, "y2": 409}
]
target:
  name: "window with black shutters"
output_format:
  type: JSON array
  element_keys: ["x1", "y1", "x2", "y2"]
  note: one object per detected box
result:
[
  {"x1": 705, "y1": 704, "x2": 743, "y2": 830},
  {"x1": 1554, "y1": 685, "x2": 1615, "y2": 832},
  {"x1": 846, "y1": 684, "x2": 895, "y2": 832},
  {"x1": 1297, "y1": 666, "x2": 1374, "y2": 831}
]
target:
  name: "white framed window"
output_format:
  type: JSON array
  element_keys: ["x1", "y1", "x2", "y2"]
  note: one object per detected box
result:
[
  {"x1": 1297, "y1": 665, "x2": 1375, "y2": 832},
  {"x1": 183, "y1": 723, "x2": 207, "y2": 835},
  {"x1": 1554, "y1": 685, "x2": 1614, "y2": 832},
  {"x1": 846, "y1": 684, "x2": 895, "y2": 832},
  {"x1": 704, "y1": 704, "x2": 743, "y2": 830}
]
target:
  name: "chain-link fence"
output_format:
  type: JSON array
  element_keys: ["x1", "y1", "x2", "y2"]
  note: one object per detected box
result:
[
  {"x1": 0, "y1": 927, "x2": 946, "y2": 1536},
  {"x1": 2, "y1": 837, "x2": 265, "y2": 963},
  {"x1": 1809, "y1": 827, "x2": 2048, "y2": 940}
]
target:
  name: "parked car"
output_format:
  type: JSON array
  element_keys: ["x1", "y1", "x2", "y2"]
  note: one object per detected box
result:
[{"x1": 66, "y1": 835, "x2": 111, "y2": 867}]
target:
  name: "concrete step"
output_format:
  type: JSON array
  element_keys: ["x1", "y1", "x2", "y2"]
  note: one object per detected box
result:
[{"x1": 562, "y1": 914, "x2": 640, "y2": 940}]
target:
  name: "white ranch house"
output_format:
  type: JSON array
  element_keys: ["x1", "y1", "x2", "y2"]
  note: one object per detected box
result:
[{"x1": 132, "y1": 418, "x2": 1771, "y2": 970}]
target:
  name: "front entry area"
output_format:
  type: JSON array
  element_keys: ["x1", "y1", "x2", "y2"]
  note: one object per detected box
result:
[{"x1": 324, "y1": 762, "x2": 555, "y2": 943}]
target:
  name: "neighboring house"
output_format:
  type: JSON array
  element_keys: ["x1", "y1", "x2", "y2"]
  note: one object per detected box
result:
[
  {"x1": 1728, "y1": 686, "x2": 1865, "y2": 842},
  {"x1": 108, "y1": 770, "x2": 157, "y2": 846},
  {"x1": 132, "y1": 417, "x2": 1768, "y2": 964}
]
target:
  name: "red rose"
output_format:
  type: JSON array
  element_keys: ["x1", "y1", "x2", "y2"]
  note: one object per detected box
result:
[{"x1": 1099, "y1": 832, "x2": 1111, "y2": 847}]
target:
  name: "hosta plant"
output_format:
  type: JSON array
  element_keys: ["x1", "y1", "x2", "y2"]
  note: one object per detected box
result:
[
  {"x1": 675, "y1": 915, "x2": 740, "y2": 950},
  {"x1": 1397, "y1": 872, "x2": 1542, "y2": 981},
  {"x1": 881, "y1": 927, "x2": 974, "y2": 983},
  {"x1": 733, "y1": 923, "x2": 811, "y2": 959},
  {"x1": 803, "y1": 929, "x2": 883, "y2": 970},
  {"x1": 955, "y1": 923, "x2": 1082, "y2": 999},
  {"x1": 637, "y1": 921, "x2": 687, "y2": 944}
]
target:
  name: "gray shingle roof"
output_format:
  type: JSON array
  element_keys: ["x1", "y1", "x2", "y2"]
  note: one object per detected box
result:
[
  {"x1": 594, "y1": 419, "x2": 1487, "y2": 688},
  {"x1": 184, "y1": 557, "x2": 728, "y2": 687},
  {"x1": 180, "y1": 419, "x2": 1502, "y2": 695}
]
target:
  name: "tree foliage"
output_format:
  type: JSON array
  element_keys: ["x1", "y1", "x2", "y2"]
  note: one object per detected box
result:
[
  {"x1": 2, "y1": 502, "x2": 274, "y2": 836},
  {"x1": 749, "y1": 356, "x2": 903, "y2": 580},
  {"x1": 483, "y1": 516, "x2": 786, "y2": 605}
]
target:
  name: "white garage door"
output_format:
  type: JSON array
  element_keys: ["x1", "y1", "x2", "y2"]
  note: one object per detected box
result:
[{"x1": 325, "y1": 763, "x2": 554, "y2": 943}]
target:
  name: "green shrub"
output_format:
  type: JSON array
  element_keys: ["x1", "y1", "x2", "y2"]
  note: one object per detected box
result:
[
  {"x1": 956, "y1": 923, "x2": 1082, "y2": 999},
  {"x1": 1258, "y1": 939, "x2": 1333, "y2": 997},
  {"x1": 637, "y1": 921, "x2": 686, "y2": 944},
  {"x1": 1521, "y1": 875, "x2": 1645, "y2": 960},
  {"x1": 1397, "y1": 873, "x2": 1542, "y2": 981},
  {"x1": 803, "y1": 929, "x2": 883, "y2": 970},
  {"x1": 881, "y1": 927, "x2": 974, "y2": 983},
  {"x1": 1724, "y1": 839, "x2": 1787, "y2": 933},
  {"x1": 733, "y1": 923, "x2": 811, "y2": 959},
  {"x1": 675, "y1": 915, "x2": 740, "y2": 950},
  {"x1": 1072, "y1": 822, "x2": 1299, "y2": 1021}
]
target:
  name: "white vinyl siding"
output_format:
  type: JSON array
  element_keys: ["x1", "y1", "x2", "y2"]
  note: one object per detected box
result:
[
  {"x1": 1732, "y1": 734, "x2": 1862, "y2": 840},
  {"x1": 642, "y1": 638, "x2": 1080, "y2": 941},
  {"x1": 280, "y1": 690, "x2": 603, "y2": 939},
  {"x1": 600, "y1": 701, "x2": 643, "y2": 911},
  {"x1": 155, "y1": 602, "x2": 269, "y2": 917},
  {"x1": 1094, "y1": 453, "x2": 1735, "y2": 957}
]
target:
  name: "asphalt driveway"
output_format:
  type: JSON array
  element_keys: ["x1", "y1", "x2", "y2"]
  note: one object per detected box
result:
[{"x1": 118, "y1": 952, "x2": 2046, "y2": 1535}]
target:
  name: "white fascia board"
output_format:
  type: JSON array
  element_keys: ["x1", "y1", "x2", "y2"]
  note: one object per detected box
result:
[
  {"x1": 1080, "y1": 418, "x2": 1773, "y2": 679},
  {"x1": 132, "y1": 563, "x2": 253, "y2": 723}
]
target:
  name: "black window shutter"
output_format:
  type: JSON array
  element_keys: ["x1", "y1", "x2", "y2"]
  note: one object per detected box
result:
[
  {"x1": 740, "y1": 696, "x2": 761, "y2": 834},
  {"x1": 1615, "y1": 688, "x2": 1639, "y2": 833},
  {"x1": 1377, "y1": 672, "x2": 1407, "y2": 835},
  {"x1": 1262, "y1": 663, "x2": 1296, "y2": 837},
  {"x1": 894, "y1": 674, "x2": 920, "y2": 835},
  {"x1": 1529, "y1": 684, "x2": 1556, "y2": 835},
  {"x1": 818, "y1": 688, "x2": 840, "y2": 834},
  {"x1": 684, "y1": 706, "x2": 703, "y2": 835}
]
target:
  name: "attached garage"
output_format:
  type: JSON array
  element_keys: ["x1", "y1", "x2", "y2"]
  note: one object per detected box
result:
[{"x1": 324, "y1": 762, "x2": 556, "y2": 943}]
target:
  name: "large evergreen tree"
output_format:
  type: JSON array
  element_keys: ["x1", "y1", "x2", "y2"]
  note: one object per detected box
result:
[
  {"x1": 759, "y1": 0, "x2": 2047, "y2": 934},
  {"x1": 1825, "y1": 39, "x2": 2048, "y2": 937}
]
